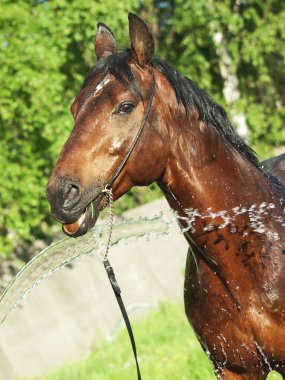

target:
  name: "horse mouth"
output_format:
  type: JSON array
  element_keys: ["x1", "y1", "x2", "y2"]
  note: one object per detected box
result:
[{"x1": 62, "y1": 194, "x2": 104, "y2": 237}]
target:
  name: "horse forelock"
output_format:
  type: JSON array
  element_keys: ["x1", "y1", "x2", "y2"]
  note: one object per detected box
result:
[{"x1": 82, "y1": 50, "x2": 140, "y2": 97}]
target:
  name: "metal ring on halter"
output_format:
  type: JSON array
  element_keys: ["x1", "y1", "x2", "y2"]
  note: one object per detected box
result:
[{"x1": 102, "y1": 184, "x2": 112, "y2": 193}]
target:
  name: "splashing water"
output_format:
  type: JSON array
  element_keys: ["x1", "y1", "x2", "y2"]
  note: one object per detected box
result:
[
  {"x1": 177, "y1": 201, "x2": 285, "y2": 241},
  {"x1": 0, "y1": 199, "x2": 284, "y2": 325},
  {"x1": 0, "y1": 215, "x2": 169, "y2": 325}
]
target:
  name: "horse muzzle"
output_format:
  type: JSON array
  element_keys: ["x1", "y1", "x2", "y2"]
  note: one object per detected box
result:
[
  {"x1": 46, "y1": 175, "x2": 104, "y2": 237},
  {"x1": 62, "y1": 194, "x2": 104, "y2": 237}
]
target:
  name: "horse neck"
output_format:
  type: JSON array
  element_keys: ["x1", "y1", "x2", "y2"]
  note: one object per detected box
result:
[
  {"x1": 161, "y1": 115, "x2": 271, "y2": 212},
  {"x1": 152, "y1": 70, "x2": 279, "y2": 243},
  {"x1": 157, "y1": 104, "x2": 280, "y2": 258},
  {"x1": 153, "y1": 76, "x2": 285, "y2": 304},
  {"x1": 158, "y1": 111, "x2": 282, "y2": 295}
]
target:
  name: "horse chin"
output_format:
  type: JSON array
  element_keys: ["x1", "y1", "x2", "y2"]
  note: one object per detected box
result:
[{"x1": 62, "y1": 194, "x2": 103, "y2": 237}]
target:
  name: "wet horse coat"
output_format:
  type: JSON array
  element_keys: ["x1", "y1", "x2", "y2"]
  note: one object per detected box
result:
[{"x1": 46, "y1": 14, "x2": 285, "y2": 379}]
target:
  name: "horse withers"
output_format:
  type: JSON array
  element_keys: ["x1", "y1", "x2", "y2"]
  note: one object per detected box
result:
[{"x1": 46, "y1": 13, "x2": 285, "y2": 379}]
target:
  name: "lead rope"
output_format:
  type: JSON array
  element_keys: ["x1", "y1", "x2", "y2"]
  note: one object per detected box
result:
[{"x1": 101, "y1": 185, "x2": 142, "y2": 380}]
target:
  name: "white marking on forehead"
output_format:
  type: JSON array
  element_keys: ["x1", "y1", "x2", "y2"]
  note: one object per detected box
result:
[
  {"x1": 77, "y1": 75, "x2": 111, "y2": 117},
  {"x1": 92, "y1": 76, "x2": 111, "y2": 96}
]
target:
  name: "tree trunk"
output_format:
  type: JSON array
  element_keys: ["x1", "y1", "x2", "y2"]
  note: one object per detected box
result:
[{"x1": 212, "y1": 30, "x2": 249, "y2": 142}]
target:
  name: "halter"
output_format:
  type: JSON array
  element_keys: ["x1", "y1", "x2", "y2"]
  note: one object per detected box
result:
[{"x1": 101, "y1": 69, "x2": 156, "y2": 380}]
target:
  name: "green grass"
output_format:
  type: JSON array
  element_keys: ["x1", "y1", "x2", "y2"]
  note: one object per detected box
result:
[
  {"x1": 20, "y1": 302, "x2": 283, "y2": 380},
  {"x1": 21, "y1": 302, "x2": 215, "y2": 380}
]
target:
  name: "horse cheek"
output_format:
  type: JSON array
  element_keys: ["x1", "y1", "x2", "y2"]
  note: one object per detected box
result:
[{"x1": 130, "y1": 131, "x2": 168, "y2": 185}]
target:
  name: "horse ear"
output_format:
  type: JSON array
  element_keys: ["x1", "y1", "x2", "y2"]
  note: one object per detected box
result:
[
  {"x1": 94, "y1": 22, "x2": 117, "y2": 60},
  {"x1": 128, "y1": 13, "x2": 154, "y2": 67}
]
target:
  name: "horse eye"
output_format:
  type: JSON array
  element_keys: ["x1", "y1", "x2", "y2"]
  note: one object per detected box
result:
[{"x1": 117, "y1": 101, "x2": 135, "y2": 115}]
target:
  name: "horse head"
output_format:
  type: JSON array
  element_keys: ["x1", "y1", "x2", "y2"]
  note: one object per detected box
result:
[{"x1": 46, "y1": 14, "x2": 169, "y2": 236}]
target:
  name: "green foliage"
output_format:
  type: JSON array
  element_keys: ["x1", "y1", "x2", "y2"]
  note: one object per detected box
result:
[{"x1": 1, "y1": 0, "x2": 284, "y2": 258}]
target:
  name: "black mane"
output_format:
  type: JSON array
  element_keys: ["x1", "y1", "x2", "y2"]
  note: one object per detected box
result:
[{"x1": 83, "y1": 51, "x2": 259, "y2": 168}]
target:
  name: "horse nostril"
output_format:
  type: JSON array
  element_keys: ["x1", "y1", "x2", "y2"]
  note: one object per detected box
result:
[
  {"x1": 67, "y1": 185, "x2": 79, "y2": 200},
  {"x1": 63, "y1": 183, "x2": 81, "y2": 208}
]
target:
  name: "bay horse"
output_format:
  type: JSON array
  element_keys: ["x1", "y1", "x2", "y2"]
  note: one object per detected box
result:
[{"x1": 46, "y1": 13, "x2": 285, "y2": 379}]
